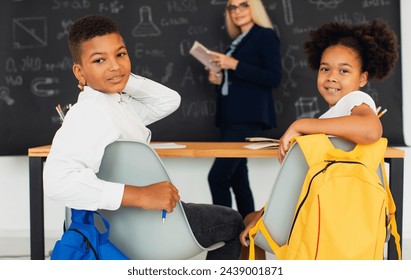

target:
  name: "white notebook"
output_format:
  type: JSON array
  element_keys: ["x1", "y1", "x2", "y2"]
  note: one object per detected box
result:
[{"x1": 189, "y1": 41, "x2": 221, "y2": 72}]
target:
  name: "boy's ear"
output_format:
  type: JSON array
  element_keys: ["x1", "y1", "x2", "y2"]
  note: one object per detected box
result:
[
  {"x1": 360, "y1": 71, "x2": 368, "y2": 87},
  {"x1": 73, "y1": 63, "x2": 87, "y2": 88}
]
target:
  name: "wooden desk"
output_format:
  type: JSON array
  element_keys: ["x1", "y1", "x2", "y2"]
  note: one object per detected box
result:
[{"x1": 28, "y1": 142, "x2": 404, "y2": 260}]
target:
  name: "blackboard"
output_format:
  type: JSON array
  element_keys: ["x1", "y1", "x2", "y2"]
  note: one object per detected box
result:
[{"x1": 0, "y1": 0, "x2": 403, "y2": 155}]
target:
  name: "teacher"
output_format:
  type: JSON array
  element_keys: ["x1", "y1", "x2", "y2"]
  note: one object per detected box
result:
[{"x1": 207, "y1": 0, "x2": 282, "y2": 218}]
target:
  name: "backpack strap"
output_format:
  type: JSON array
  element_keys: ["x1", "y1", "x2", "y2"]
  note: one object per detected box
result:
[
  {"x1": 294, "y1": 134, "x2": 334, "y2": 167},
  {"x1": 380, "y1": 159, "x2": 402, "y2": 260},
  {"x1": 295, "y1": 134, "x2": 387, "y2": 172},
  {"x1": 356, "y1": 138, "x2": 388, "y2": 171},
  {"x1": 70, "y1": 209, "x2": 111, "y2": 245},
  {"x1": 293, "y1": 134, "x2": 367, "y2": 166},
  {"x1": 248, "y1": 217, "x2": 285, "y2": 260}
]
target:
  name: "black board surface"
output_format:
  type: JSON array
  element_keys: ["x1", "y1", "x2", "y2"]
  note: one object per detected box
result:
[{"x1": 0, "y1": 0, "x2": 403, "y2": 155}]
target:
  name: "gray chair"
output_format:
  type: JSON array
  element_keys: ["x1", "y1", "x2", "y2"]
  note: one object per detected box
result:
[
  {"x1": 253, "y1": 136, "x2": 384, "y2": 253},
  {"x1": 67, "y1": 140, "x2": 224, "y2": 259}
]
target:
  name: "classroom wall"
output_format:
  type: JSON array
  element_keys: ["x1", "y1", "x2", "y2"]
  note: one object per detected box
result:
[
  {"x1": 401, "y1": 0, "x2": 411, "y2": 146},
  {"x1": 0, "y1": 0, "x2": 410, "y2": 254}
]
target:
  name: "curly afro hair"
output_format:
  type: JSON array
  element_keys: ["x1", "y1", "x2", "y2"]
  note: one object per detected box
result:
[
  {"x1": 68, "y1": 15, "x2": 120, "y2": 64},
  {"x1": 304, "y1": 19, "x2": 399, "y2": 80}
]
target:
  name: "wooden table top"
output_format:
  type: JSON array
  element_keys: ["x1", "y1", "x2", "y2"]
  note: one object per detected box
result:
[{"x1": 28, "y1": 142, "x2": 404, "y2": 159}]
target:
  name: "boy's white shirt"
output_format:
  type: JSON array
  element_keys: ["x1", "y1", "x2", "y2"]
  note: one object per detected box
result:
[
  {"x1": 319, "y1": 90, "x2": 377, "y2": 119},
  {"x1": 43, "y1": 74, "x2": 181, "y2": 211}
]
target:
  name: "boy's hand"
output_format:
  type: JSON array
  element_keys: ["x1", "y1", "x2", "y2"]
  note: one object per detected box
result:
[{"x1": 123, "y1": 181, "x2": 180, "y2": 212}]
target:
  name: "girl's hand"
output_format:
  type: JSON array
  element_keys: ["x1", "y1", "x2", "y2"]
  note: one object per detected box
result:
[
  {"x1": 209, "y1": 51, "x2": 239, "y2": 70},
  {"x1": 278, "y1": 122, "x2": 302, "y2": 163}
]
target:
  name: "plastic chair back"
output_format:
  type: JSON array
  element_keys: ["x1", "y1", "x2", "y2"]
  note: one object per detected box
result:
[
  {"x1": 68, "y1": 140, "x2": 224, "y2": 259},
  {"x1": 254, "y1": 136, "x2": 384, "y2": 253}
]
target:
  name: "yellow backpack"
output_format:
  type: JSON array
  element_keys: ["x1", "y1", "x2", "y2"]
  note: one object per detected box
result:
[{"x1": 249, "y1": 134, "x2": 401, "y2": 260}]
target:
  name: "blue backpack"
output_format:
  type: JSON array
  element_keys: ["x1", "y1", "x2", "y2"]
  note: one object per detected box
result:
[{"x1": 51, "y1": 209, "x2": 129, "y2": 260}]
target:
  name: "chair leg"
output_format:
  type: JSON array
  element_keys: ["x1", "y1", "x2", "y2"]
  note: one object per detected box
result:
[{"x1": 240, "y1": 245, "x2": 266, "y2": 260}]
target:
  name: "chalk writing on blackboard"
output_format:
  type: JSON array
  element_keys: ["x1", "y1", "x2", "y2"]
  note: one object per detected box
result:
[
  {"x1": 309, "y1": 0, "x2": 344, "y2": 10},
  {"x1": 31, "y1": 77, "x2": 60, "y2": 97},
  {"x1": 281, "y1": 45, "x2": 305, "y2": 97},
  {"x1": 133, "y1": 6, "x2": 161, "y2": 37},
  {"x1": 282, "y1": 0, "x2": 294, "y2": 25},
  {"x1": 12, "y1": 17, "x2": 47, "y2": 49},
  {"x1": 295, "y1": 97, "x2": 320, "y2": 119},
  {"x1": 0, "y1": 86, "x2": 15, "y2": 106},
  {"x1": 0, "y1": 0, "x2": 404, "y2": 155}
]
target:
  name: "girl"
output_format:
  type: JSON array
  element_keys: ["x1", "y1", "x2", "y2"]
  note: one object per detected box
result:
[{"x1": 239, "y1": 18, "x2": 399, "y2": 259}]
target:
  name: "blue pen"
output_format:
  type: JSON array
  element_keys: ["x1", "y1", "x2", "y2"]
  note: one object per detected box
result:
[{"x1": 162, "y1": 209, "x2": 167, "y2": 223}]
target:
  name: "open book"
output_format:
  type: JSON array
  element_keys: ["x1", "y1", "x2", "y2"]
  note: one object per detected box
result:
[
  {"x1": 245, "y1": 137, "x2": 279, "y2": 143},
  {"x1": 244, "y1": 137, "x2": 279, "y2": 150},
  {"x1": 189, "y1": 41, "x2": 221, "y2": 72}
]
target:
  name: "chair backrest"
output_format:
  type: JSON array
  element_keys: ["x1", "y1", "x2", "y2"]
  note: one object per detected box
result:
[
  {"x1": 93, "y1": 140, "x2": 223, "y2": 259},
  {"x1": 254, "y1": 136, "x2": 384, "y2": 253}
]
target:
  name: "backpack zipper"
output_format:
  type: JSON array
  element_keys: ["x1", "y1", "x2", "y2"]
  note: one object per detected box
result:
[{"x1": 67, "y1": 228, "x2": 100, "y2": 260}]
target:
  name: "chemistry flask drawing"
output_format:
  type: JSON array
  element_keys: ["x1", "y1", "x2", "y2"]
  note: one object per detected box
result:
[{"x1": 132, "y1": 6, "x2": 161, "y2": 37}]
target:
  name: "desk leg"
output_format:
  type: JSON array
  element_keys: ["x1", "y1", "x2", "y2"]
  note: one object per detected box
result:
[
  {"x1": 386, "y1": 158, "x2": 404, "y2": 260},
  {"x1": 29, "y1": 157, "x2": 45, "y2": 260}
]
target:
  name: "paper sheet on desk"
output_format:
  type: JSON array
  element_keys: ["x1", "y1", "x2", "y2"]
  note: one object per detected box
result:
[
  {"x1": 150, "y1": 143, "x2": 186, "y2": 149},
  {"x1": 244, "y1": 142, "x2": 279, "y2": 150}
]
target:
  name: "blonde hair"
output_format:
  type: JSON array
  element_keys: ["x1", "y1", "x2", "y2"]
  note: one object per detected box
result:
[{"x1": 225, "y1": 0, "x2": 273, "y2": 39}]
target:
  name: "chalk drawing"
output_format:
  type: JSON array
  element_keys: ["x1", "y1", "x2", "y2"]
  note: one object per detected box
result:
[
  {"x1": 0, "y1": 87, "x2": 15, "y2": 106},
  {"x1": 295, "y1": 96, "x2": 320, "y2": 118},
  {"x1": 132, "y1": 6, "x2": 161, "y2": 37},
  {"x1": 12, "y1": 17, "x2": 47, "y2": 49},
  {"x1": 31, "y1": 77, "x2": 60, "y2": 97}
]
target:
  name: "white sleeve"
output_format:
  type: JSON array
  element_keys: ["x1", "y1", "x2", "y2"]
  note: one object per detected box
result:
[
  {"x1": 320, "y1": 91, "x2": 377, "y2": 119},
  {"x1": 43, "y1": 103, "x2": 125, "y2": 211},
  {"x1": 342, "y1": 91, "x2": 377, "y2": 113},
  {"x1": 123, "y1": 73, "x2": 181, "y2": 125}
]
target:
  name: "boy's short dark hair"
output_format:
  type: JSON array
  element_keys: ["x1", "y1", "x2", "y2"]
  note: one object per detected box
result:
[{"x1": 68, "y1": 15, "x2": 120, "y2": 64}]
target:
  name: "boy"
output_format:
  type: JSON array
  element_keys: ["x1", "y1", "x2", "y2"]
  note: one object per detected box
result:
[{"x1": 44, "y1": 15, "x2": 244, "y2": 260}]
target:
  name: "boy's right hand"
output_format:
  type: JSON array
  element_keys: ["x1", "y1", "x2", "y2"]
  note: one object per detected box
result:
[{"x1": 122, "y1": 181, "x2": 180, "y2": 213}]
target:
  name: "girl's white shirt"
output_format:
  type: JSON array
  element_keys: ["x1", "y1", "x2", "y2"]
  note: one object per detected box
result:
[{"x1": 319, "y1": 90, "x2": 377, "y2": 119}]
